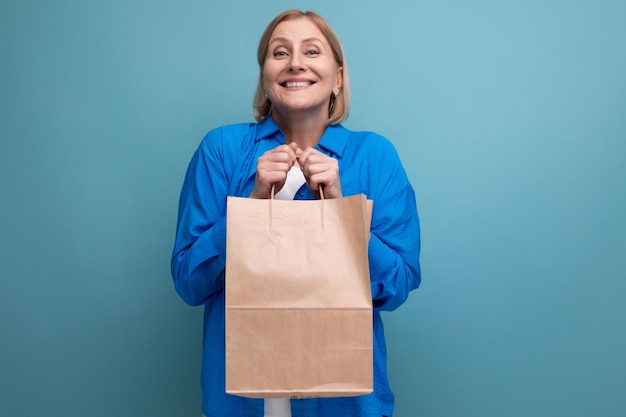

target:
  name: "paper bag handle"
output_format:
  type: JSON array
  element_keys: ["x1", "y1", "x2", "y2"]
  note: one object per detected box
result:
[
  {"x1": 269, "y1": 184, "x2": 325, "y2": 200},
  {"x1": 268, "y1": 183, "x2": 326, "y2": 230}
]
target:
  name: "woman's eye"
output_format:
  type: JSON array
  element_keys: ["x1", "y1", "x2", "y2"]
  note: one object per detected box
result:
[
  {"x1": 305, "y1": 49, "x2": 320, "y2": 55},
  {"x1": 273, "y1": 50, "x2": 288, "y2": 57}
]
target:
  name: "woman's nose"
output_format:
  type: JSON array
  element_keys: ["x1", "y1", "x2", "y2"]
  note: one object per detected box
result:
[{"x1": 288, "y1": 54, "x2": 305, "y2": 71}]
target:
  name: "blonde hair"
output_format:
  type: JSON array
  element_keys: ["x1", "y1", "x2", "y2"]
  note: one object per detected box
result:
[{"x1": 252, "y1": 9, "x2": 350, "y2": 125}]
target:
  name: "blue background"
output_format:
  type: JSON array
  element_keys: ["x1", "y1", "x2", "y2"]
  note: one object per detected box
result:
[{"x1": 1, "y1": 1, "x2": 625, "y2": 416}]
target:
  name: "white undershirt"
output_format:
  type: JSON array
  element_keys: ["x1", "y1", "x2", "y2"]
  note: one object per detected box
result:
[
  {"x1": 274, "y1": 164, "x2": 306, "y2": 201},
  {"x1": 264, "y1": 165, "x2": 305, "y2": 417},
  {"x1": 264, "y1": 397, "x2": 292, "y2": 417}
]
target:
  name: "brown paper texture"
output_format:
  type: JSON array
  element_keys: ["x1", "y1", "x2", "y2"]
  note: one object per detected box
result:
[{"x1": 225, "y1": 194, "x2": 373, "y2": 398}]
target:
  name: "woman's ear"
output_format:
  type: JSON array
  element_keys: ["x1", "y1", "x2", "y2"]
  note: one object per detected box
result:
[{"x1": 334, "y1": 67, "x2": 343, "y2": 94}]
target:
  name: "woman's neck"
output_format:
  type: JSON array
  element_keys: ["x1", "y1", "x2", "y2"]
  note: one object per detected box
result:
[{"x1": 272, "y1": 109, "x2": 329, "y2": 148}]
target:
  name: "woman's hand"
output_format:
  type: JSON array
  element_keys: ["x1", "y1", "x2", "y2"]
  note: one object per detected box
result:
[
  {"x1": 298, "y1": 148, "x2": 342, "y2": 199},
  {"x1": 249, "y1": 142, "x2": 300, "y2": 199}
]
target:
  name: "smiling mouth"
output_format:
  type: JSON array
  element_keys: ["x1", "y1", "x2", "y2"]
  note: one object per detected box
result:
[{"x1": 282, "y1": 81, "x2": 314, "y2": 88}]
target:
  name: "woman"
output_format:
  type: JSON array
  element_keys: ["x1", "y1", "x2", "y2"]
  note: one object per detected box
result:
[{"x1": 171, "y1": 9, "x2": 421, "y2": 417}]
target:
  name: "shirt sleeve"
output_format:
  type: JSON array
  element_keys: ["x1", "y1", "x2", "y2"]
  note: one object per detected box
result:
[
  {"x1": 366, "y1": 138, "x2": 421, "y2": 311},
  {"x1": 171, "y1": 129, "x2": 229, "y2": 306}
]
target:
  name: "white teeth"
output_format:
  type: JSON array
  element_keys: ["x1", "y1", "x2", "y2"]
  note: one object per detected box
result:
[{"x1": 284, "y1": 81, "x2": 311, "y2": 88}]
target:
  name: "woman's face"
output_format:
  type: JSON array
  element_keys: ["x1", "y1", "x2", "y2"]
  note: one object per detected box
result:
[{"x1": 262, "y1": 17, "x2": 342, "y2": 120}]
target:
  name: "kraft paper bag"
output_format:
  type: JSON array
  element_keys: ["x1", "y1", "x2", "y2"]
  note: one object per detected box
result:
[{"x1": 225, "y1": 193, "x2": 373, "y2": 399}]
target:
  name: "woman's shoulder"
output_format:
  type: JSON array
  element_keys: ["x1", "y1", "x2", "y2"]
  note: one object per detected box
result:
[
  {"x1": 197, "y1": 121, "x2": 260, "y2": 155},
  {"x1": 202, "y1": 122, "x2": 257, "y2": 143}
]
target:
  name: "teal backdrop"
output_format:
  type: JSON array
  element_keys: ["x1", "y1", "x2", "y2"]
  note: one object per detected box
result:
[{"x1": 1, "y1": 0, "x2": 625, "y2": 416}]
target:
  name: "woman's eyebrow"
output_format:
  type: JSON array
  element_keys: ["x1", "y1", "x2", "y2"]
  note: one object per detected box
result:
[
  {"x1": 301, "y1": 37, "x2": 324, "y2": 44},
  {"x1": 269, "y1": 37, "x2": 325, "y2": 46}
]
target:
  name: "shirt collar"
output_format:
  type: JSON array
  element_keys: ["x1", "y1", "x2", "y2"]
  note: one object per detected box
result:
[
  {"x1": 255, "y1": 116, "x2": 350, "y2": 157},
  {"x1": 255, "y1": 116, "x2": 283, "y2": 141}
]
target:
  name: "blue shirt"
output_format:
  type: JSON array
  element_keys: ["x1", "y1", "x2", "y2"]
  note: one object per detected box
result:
[{"x1": 171, "y1": 116, "x2": 421, "y2": 417}]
